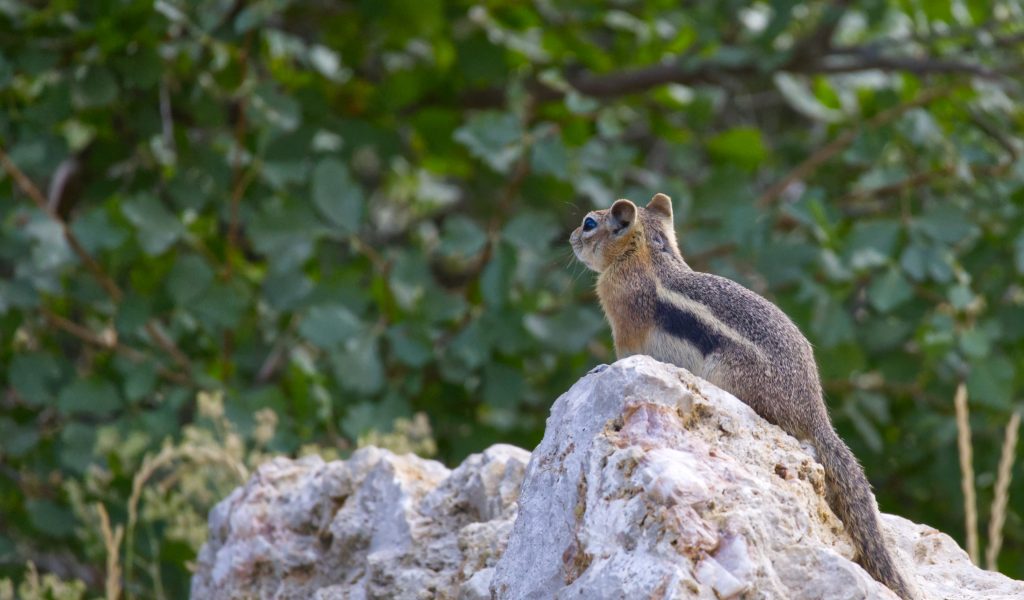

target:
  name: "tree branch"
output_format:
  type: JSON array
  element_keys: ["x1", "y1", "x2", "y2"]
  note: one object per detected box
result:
[
  {"x1": 757, "y1": 87, "x2": 950, "y2": 207},
  {"x1": 451, "y1": 40, "x2": 1007, "y2": 111},
  {"x1": 458, "y1": 59, "x2": 745, "y2": 109},
  {"x1": 819, "y1": 48, "x2": 1008, "y2": 80},
  {"x1": 41, "y1": 308, "x2": 191, "y2": 385}
]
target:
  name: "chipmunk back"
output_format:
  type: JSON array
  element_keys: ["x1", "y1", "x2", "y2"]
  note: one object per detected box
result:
[{"x1": 570, "y1": 193, "x2": 916, "y2": 599}]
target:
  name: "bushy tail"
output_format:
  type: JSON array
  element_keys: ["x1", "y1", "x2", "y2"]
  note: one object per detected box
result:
[{"x1": 815, "y1": 429, "x2": 916, "y2": 600}]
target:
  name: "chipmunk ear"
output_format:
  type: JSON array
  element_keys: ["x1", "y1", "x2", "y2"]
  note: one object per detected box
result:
[
  {"x1": 609, "y1": 199, "x2": 636, "y2": 234},
  {"x1": 647, "y1": 193, "x2": 673, "y2": 220}
]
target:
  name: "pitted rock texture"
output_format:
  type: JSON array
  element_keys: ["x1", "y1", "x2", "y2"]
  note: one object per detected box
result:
[
  {"x1": 190, "y1": 444, "x2": 529, "y2": 599},
  {"x1": 192, "y1": 356, "x2": 1024, "y2": 599}
]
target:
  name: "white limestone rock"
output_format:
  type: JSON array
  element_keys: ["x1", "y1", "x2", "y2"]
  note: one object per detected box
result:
[
  {"x1": 191, "y1": 443, "x2": 529, "y2": 600},
  {"x1": 192, "y1": 356, "x2": 1024, "y2": 600},
  {"x1": 489, "y1": 355, "x2": 1024, "y2": 600}
]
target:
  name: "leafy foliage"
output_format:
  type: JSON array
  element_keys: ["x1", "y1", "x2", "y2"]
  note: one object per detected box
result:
[{"x1": 1, "y1": 0, "x2": 1023, "y2": 595}]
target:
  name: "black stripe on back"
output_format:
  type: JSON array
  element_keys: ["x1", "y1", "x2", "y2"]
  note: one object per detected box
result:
[{"x1": 654, "y1": 298, "x2": 725, "y2": 356}]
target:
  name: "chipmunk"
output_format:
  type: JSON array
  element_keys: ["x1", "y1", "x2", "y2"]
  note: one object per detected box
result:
[{"x1": 570, "y1": 193, "x2": 916, "y2": 600}]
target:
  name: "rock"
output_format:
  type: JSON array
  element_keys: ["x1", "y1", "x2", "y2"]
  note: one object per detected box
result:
[
  {"x1": 190, "y1": 444, "x2": 529, "y2": 599},
  {"x1": 490, "y1": 355, "x2": 1024, "y2": 600},
  {"x1": 192, "y1": 356, "x2": 1024, "y2": 600}
]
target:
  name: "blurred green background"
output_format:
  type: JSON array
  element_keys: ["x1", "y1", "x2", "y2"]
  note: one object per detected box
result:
[{"x1": 2, "y1": 0, "x2": 1023, "y2": 597}]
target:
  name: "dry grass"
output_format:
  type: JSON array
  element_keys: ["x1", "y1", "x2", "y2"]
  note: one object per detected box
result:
[
  {"x1": 96, "y1": 503, "x2": 124, "y2": 600},
  {"x1": 953, "y1": 382, "x2": 979, "y2": 564},
  {"x1": 985, "y1": 410, "x2": 1020, "y2": 571}
]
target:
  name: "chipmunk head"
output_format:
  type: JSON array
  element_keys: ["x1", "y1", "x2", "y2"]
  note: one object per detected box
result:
[{"x1": 570, "y1": 193, "x2": 679, "y2": 272}]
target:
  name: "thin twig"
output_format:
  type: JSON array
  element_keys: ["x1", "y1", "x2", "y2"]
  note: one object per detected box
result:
[
  {"x1": 985, "y1": 410, "x2": 1020, "y2": 571},
  {"x1": 0, "y1": 146, "x2": 123, "y2": 301},
  {"x1": 838, "y1": 162, "x2": 1010, "y2": 204},
  {"x1": 969, "y1": 109, "x2": 1021, "y2": 161},
  {"x1": 758, "y1": 87, "x2": 950, "y2": 206},
  {"x1": 226, "y1": 34, "x2": 252, "y2": 279},
  {"x1": 40, "y1": 308, "x2": 190, "y2": 385},
  {"x1": 954, "y1": 382, "x2": 980, "y2": 565},
  {"x1": 144, "y1": 321, "x2": 192, "y2": 372}
]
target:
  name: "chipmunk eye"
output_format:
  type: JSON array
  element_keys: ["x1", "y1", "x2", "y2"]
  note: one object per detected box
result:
[{"x1": 582, "y1": 217, "x2": 597, "y2": 232}]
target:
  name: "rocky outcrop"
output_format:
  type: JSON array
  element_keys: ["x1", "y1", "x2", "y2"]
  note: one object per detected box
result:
[
  {"x1": 190, "y1": 444, "x2": 529, "y2": 599},
  {"x1": 192, "y1": 356, "x2": 1024, "y2": 600}
]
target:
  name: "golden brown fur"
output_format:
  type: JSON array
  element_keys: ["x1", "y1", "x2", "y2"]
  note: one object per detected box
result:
[{"x1": 570, "y1": 193, "x2": 917, "y2": 600}]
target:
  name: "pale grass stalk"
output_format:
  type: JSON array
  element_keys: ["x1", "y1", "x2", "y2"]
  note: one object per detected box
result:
[
  {"x1": 985, "y1": 410, "x2": 1020, "y2": 571},
  {"x1": 954, "y1": 382, "x2": 979, "y2": 564},
  {"x1": 124, "y1": 443, "x2": 247, "y2": 600},
  {"x1": 96, "y1": 503, "x2": 124, "y2": 600}
]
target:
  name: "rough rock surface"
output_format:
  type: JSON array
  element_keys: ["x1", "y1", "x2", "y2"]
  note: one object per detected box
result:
[
  {"x1": 191, "y1": 443, "x2": 529, "y2": 599},
  {"x1": 192, "y1": 356, "x2": 1024, "y2": 600}
]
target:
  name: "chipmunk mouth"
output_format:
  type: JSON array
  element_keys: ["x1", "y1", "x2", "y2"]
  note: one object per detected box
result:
[{"x1": 570, "y1": 231, "x2": 601, "y2": 273}]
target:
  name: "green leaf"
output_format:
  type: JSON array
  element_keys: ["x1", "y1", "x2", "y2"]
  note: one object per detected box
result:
[
  {"x1": 248, "y1": 202, "x2": 322, "y2": 270},
  {"x1": 967, "y1": 356, "x2": 1014, "y2": 408},
  {"x1": 116, "y1": 293, "x2": 153, "y2": 335},
  {"x1": 914, "y1": 204, "x2": 975, "y2": 244},
  {"x1": 483, "y1": 363, "x2": 525, "y2": 409},
  {"x1": 72, "y1": 65, "x2": 118, "y2": 109},
  {"x1": 251, "y1": 83, "x2": 301, "y2": 132},
  {"x1": 959, "y1": 328, "x2": 991, "y2": 358},
  {"x1": 1014, "y1": 233, "x2": 1024, "y2": 275},
  {"x1": 900, "y1": 241, "x2": 952, "y2": 282},
  {"x1": 948, "y1": 285, "x2": 974, "y2": 311},
  {"x1": 122, "y1": 194, "x2": 184, "y2": 255},
  {"x1": 899, "y1": 242, "x2": 928, "y2": 281},
  {"x1": 299, "y1": 304, "x2": 363, "y2": 348},
  {"x1": 192, "y1": 282, "x2": 250, "y2": 332},
  {"x1": 9, "y1": 353, "x2": 63, "y2": 406},
  {"x1": 439, "y1": 215, "x2": 487, "y2": 259},
  {"x1": 122, "y1": 361, "x2": 158, "y2": 402},
  {"x1": 26, "y1": 215, "x2": 73, "y2": 271},
  {"x1": 524, "y1": 307, "x2": 605, "y2": 353},
  {"x1": 59, "y1": 422, "x2": 97, "y2": 474},
  {"x1": 812, "y1": 295, "x2": 855, "y2": 348},
  {"x1": 340, "y1": 395, "x2": 406, "y2": 440},
  {"x1": 868, "y1": 268, "x2": 913, "y2": 312},
  {"x1": 388, "y1": 251, "x2": 431, "y2": 310},
  {"x1": 706, "y1": 127, "x2": 766, "y2": 171},
  {"x1": 843, "y1": 219, "x2": 901, "y2": 271},
  {"x1": 57, "y1": 378, "x2": 121, "y2": 416},
  {"x1": 26, "y1": 499, "x2": 75, "y2": 538},
  {"x1": 0, "y1": 417, "x2": 40, "y2": 457},
  {"x1": 262, "y1": 270, "x2": 314, "y2": 311},
  {"x1": 72, "y1": 206, "x2": 128, "y2": 254},
  {"x1": 503, "y1": 211, "x2": 559, "y2": 250},
  {"x1": 387, "y1": 325, "x2": 433, "y2": 367},
  {"x1": 481, "y1": 242, "x2": 515, "y2": 308},
  {"x1": 312, "y1": 157, "x2": 364, "y2": 233},
  {"x1": 773, "y1": 72, "x2": 842, "y2": 122},
  {"x1": 446, "y1": 319, "x2": 489, "y2": 370},
  {"x1": 167, "y1": 254, "x2": 214, "y2": 306},
  {"x1": 530, "y1": 131, "x2": 570, "y2": 180},
  {"x1": 331, "y1": 332, "x2": 384, "y2": 394},
  {"x1": 454, "y1": 111, "x2": 523, "y2": 173}
]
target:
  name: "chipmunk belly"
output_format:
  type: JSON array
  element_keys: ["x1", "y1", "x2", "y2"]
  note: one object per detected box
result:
[{"x1": 642, "y1": 329, "x2": 703, "y2": 370}]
